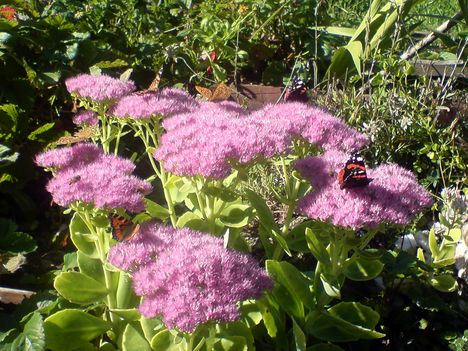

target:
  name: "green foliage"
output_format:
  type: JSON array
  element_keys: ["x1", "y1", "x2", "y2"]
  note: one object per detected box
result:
[{"x1": 315, "y1": 56, "x2": 467, "y2": 192}]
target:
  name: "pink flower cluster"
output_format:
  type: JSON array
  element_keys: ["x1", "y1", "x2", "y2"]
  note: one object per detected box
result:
[
  {"x1": 65, "y1": 74, "x2": 135, "y2": 101},
  {"x1": 154, "y1": 101, "x2": 368, "y2": 179},
  {"x1": 110, "y1": 88, "x2": 199, "y2": 119},
  {"x1": 295, "y1": 150, "x2": 433, "y2": 229},
  {"x1": 108, "y1": 223, "x2": 273, "y2": 332},
  {"x1": 72, "y1": 110, "x2": 98, "y2": 126},
  {"x1": 36, "y1": 143, "x2": 151, "y2": 213}
]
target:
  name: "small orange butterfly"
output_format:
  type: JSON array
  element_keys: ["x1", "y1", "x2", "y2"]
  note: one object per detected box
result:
[
  {"x1": 55, "y1": 126, "x2": 97, "y2": 145},
  {"x1": 195, "y1": 82, "x2": 231, "y2": 102},
  {"x1": 109, "y1": 214, "x2": 140, "y2": 242},
  {"x1": 136, "y1": 68, "x2": 163, "y2": 95}
]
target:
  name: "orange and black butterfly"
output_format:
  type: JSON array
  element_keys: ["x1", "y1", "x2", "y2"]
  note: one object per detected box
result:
[
  {"x1": 109, "y1": 214, "x2": 140, "y2": 242},
  {"x1": 135, "y1": 68, "x2": 163, "y2": 95},
  {"x1": 195, "y1": 82, "x2": 231, "y2": 102}
]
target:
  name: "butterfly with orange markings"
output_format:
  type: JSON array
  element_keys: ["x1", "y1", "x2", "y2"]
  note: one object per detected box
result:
[
  {"x1": 337, "y1": 152, "x2": 372, "y2": 189},
  {"x1": 55, "y1": 126, "x2": 97, "y2": 145},
  {"x1": 109, "y1": 214, "x2": 140, "y2": 242},
  {"x1": 135, "y1": 68, "x2": 163, "y2": 96},
  {"x1": 195, "y1": 82, "x2": 231, "y2": 102}
]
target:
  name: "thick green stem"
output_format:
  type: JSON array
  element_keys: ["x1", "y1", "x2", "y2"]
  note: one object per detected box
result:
[
  {"x1": 80, "y1": 211, "x2": 117, "y2": 324},
  {"x1": 159, "y1": 167, "x2": 178, "y2": 227},
  {"x1": 271, "y1": 160, "x2": 302, "y2": 260},
  {"x1": 135, "y1": 124, "x2": 179, "y2": 226}
]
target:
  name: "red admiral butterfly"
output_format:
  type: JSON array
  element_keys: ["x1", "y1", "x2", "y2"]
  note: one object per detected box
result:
[
  {"x1": 337, "y1": 152, "x2": 372, "y2": 189},
  {"x1": 110, "y1": 214, "x2": 140, "y2": 242},
  {"x1": 284, "y1": 76, "x2": 308, "y2": 102}
]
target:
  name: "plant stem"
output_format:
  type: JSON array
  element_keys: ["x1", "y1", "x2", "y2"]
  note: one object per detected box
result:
[{"x1": 80, "y1": 211, "x2": 117, "y2": 324}]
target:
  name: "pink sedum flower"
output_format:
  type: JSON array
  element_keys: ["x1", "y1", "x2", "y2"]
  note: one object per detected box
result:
[
  {"x1": 110, "y1": 88, "x2": 199, "y2": 119},
  {"x1": 65, "y1": 74, "x2": 135, "y2": 101},
  {"x1": 155, "y1": 101, "x2": 368, "y2": 179},
  {"x1": 72, "y1": 110, "x2": 98, "y2": 126},
  {"x1": 36, "y1": 143, "x2": 151, "y2": 213},
  {"x1": 109, "y1": 224, "x2": 273, "y2": 332},
  {"x1": 295, "y1": 151, "x2": 433, "y2": 229}
]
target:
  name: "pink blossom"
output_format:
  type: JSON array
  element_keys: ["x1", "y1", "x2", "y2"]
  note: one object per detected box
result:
[
  {"x1": 36, "y1": 144, "x2": 151, "y2": 213},
  {"x1": 35, "y1": 143, "x2": 104, "y2": 170},
  {"x1": 109, "y1": 224, "x2": 273, "y2": 332},
  {"x1": 108, "y1": 222, "x2": 174, "y2": 271},
  {"x1": 65, "y1": 74, "x2": 135, "y2": 101},
  {"x1": 295, "y1": 151, "x2": 433, "y2": 229},
  {"x1": 72, "y1": 110, "x2": 98, "y2": 126},
  {"x1": 155, "y1": 101, "x2": 368, "y2": 179},
  {"x1": 110, "y1": 88, "x2": 199, "y2": 119}
]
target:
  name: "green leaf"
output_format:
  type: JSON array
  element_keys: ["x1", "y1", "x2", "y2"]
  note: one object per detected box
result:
[
  {"x1": 292, "y1": 318, "x2": 306, "y2": 351},
  {"x1": 213, "y1": 336, "x2": 246, "y2": 351},
  {"x1": 319, "y1": 273, "x2": 341, "y2": 299},
  {"x1": 202, "y1": 185, "x2": 238, "y2": 202},
  {"x1": 23, "y1": 313, "x2": 45, "y2": 351},
  {"x1": 93, "y1": 59, "x2": 128, "y2": 68},
  {"x1": 216, "y1": 321, "x2": 254, "y2": 350},
  {"x1": 430, "y1": 274, "x2": 458, "y2": 292},
  {"x1": 109, "y1": 309, "x2": 140, "y2": 322},
  {"x1": 27, "y1": 122, "x2": 55, "y2": 142},
  {"x1": 313, "y1": 26, "x2": 356, "y2": 37},
  {"x1": 305, "y1": 302, "x2": 385, "y2": 342},
  {"x1": 256, "y1": 299, "x2": 279, "y2": 338},
  {"x1": 77, "y1": 252, "x2": 104, "y2": 283},
  {"x1": 69, "y1": 213, "x2": 99, "y2": 258},
  {"x1": 54, "y1": 272, "x2": 108, "y2": 304},
  {"x1": 144, "y1": 199, "x2": 170, "y2": 221},
  {"x1": 266, "y1": 260, "x2": 315, "y2": 318},
  {"x1": 305, "y1": 228, "x2": 330, "y2": 265},
  {"x1": 44, "y1": 309, "x2": 111, "y2": 351},
  {"x1": 122, "y1": 322, "x2": 152, "y2": 351},
  {"x1": 219, "y1": 204, "x2": 252, "y2": 228},
  {"x1": 63, "y1": 252, "x2": 78, "y2": 271},
  {"x1": 433, "y1": 228, "x2": 461, "y2": 267},
  {"x1": 116, "y1": 271, "x2": 139, "y2": 309},
  {"x1": 0, "y1": 144, "x2": 18, "y2": 167},
  {"x1": 270, "y1": 230, "x2": 292, "y2": 257},
  {"x1": 0, "y1": 228, "x2": 36, "y2": 254},
  {"x1": 151, "y1": 329, "x2": 183, "y2": 351},
  {"x1": 428, "y1": 228, "x2": 439, "y2": 257},
  {"x1": 344, "y1": 255, "x2": 384, "y2": 281},
  {"x1": 244, "y1": 189, "x2": 279, "y2": 233},
  {"x1": 239, "y1": 300, "x2": 263, "y2": 328},
  {"x1": 176, "y1": 212, "x2": 202, "y2": 228},
  {"x1": 287, "y1": 221, "x2": 331, "y2": 252},
  {"x1": 345, "y1": 41, "x2": 363, "y2": 76}
]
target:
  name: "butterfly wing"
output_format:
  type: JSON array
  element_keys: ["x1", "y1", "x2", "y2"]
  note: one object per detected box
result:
[
  {"x1": 284, "y1": 77, "x2": 308, "y2": 102},
  {"x1": 56, "y1": 126, "x2": 96, "y2": 145},
  {"x1": 210, "y1": 82, "x2": 231, "y2": 102},
  {"x1": 195, "y1": 85, "x2": 213, "y2": 100},
  {"x1": 338, "y1": 152, "x2": 371, "y2": 189},
  {"x1": 147, "y1": 68, "x2": 163, "y2": 91},
  {"x1": 110, "y1": 214, "x2": 140, "y2": 242}
]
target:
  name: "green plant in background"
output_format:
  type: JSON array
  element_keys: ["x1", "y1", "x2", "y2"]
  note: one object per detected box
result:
[
  {"x1": 314, "y1": 55, "x2": 467, "y2": 193},
  {"x1": 322, "y1": 0, "x2": 423, "y2": 79}
]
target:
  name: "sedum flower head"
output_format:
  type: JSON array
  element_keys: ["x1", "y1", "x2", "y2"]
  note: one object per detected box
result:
[
  {"x1": 36, "y1": 143, "x2": 151, "y2": 213},
  {"x1": 155, "y1": 101, "x2": 368, "y2": 179},
  {"x1": 110, "y1": 88, "x2": 199, "y2": 119},
  {"x1": 72, "y1": 110, "x2": 98, "y2": 126},
  {"x1": 295, "y1": 151, "x2": 433, "y2": 229},
  {"x1": 109, "y1": 224, "x2": 273, "y2": 332},
  {"x1": 65, "y1": 74, "x2": 135, "y2": 101}
]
